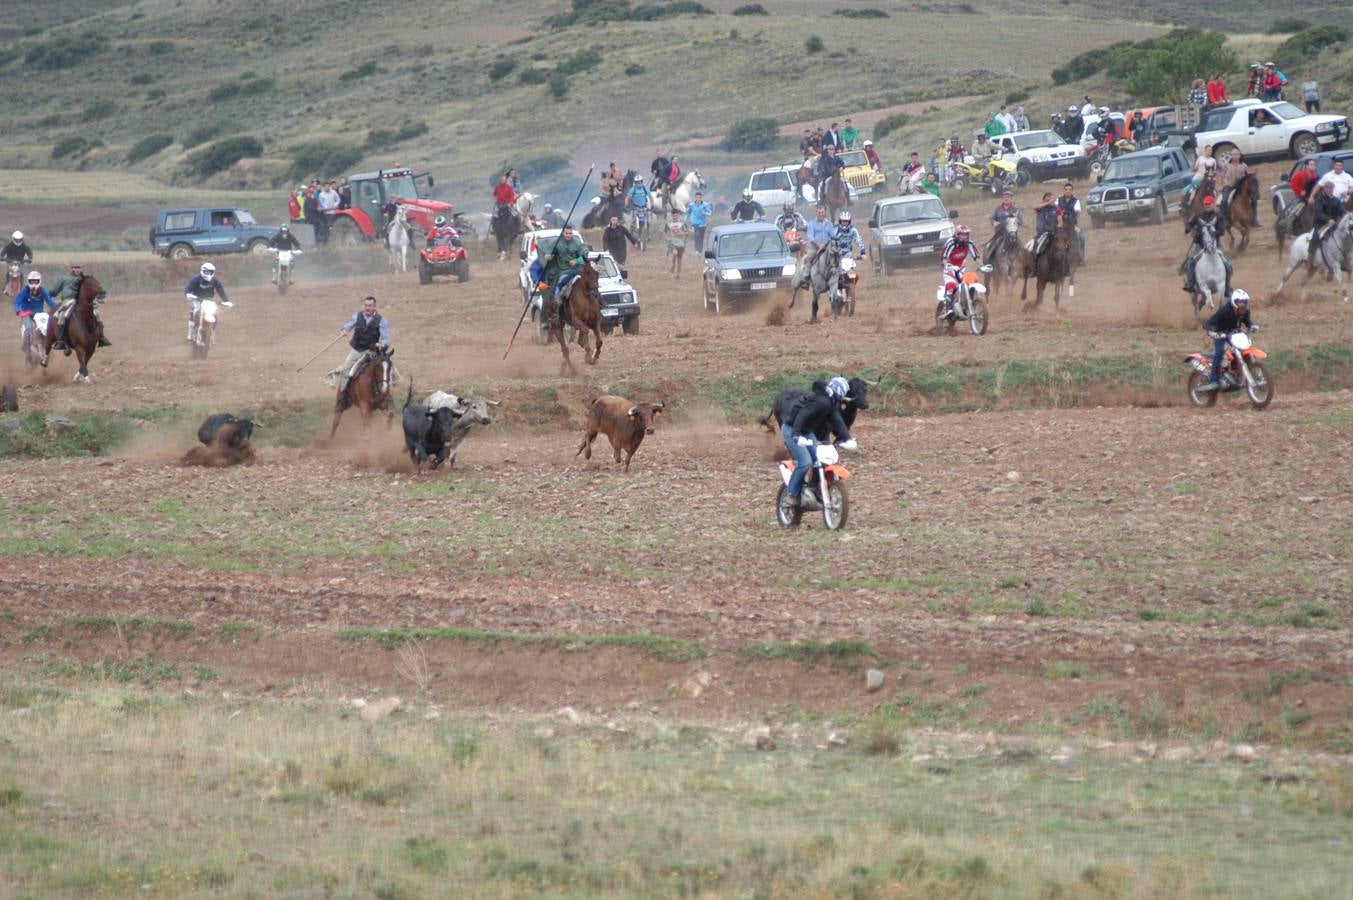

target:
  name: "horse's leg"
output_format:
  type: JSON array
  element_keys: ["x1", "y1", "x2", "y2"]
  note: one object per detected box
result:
[
  {"x1": 589, "y1": 322, "x2": 602, "y2": 365},
  {"x1": 329, "y1": 410, "x2": 343, "y2": 439},
  {"x1": 554, "y1": 326, "x2": 574, "y2": 375}
]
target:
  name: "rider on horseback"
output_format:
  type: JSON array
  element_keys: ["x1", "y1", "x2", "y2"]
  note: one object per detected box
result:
[
  {"x1": 1183, "y1": 145, "x2": 1217, "y2": 210},
  {"x1": 330, "y1": 295, "x2": 390, "y2": 397},
  {"x1": 1307, "y1": 180, "x2": 1345, "y2": 266},
  {"x1": 649, "y1": 148, "x2": 671, "y2": 192},
  {"x1": 1180, "y1": 197, "x2": 1229, "y2": 294},
  {"x1": 1219, "y1": 150, "x2": 1257, "y2": 228},
  {"x1": 185, "y1": 263, "x2": 231, "y2": 344},
  {"x1": 492, "y1": 171, "x2": 517, "y2": 214},
  {"x1": 48, "y1": 263, "x2": 111, "y2": 349},
  {"x1": 939, "y1": 226, "x2": 980, "y2": 309},
  {"x1": 12, "y1": 270, "x2": 54, "y2": 351},
  {"x1": 818, "y1": 145, "x2": 845, "y2": 203},
  {"x1": 1031, "y1": 192, "x2": 1058, "y2": 263},
  {"x1": 532, "y1": 224, "x2": 590, "y2": 326},
  {"x1": 986, "y1": 190, "x2": 1023, "y2": 259}
]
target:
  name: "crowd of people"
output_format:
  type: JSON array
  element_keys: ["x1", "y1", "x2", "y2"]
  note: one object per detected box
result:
[{"x1": 289, "y1": 178, "x2": 353, "y2": 245}]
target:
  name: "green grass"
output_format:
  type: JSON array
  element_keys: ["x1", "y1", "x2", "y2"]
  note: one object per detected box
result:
[
  {"x1": 1043, "y1": 661, "x2": 1107, "y2": 680},
  {"x1": 338, "y1": 627, "x2": 708, "y2": 662}
]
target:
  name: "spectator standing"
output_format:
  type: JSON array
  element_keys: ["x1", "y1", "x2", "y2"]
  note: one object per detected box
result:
[
  {"x1": 840, "y1": 118, "x2": 858, "y2": 150},
  {"x1": 1262, "y1": 65, "x2": 1281, "y2": 101},
  {"x1": 1302, "y1": 74, "x2": 1321, "y2": 113},
  {"x1": 983, "y1": 112, "x2": 1004, "y2": 138},
  {"x1": 996, "y1": 105, "x2": 1018, "y2": 133},
  {"x1": 1245, "y1": 63, "x2": 1261, "y2": 97},
  {"x1": 1013, "y1": 106, "x2": 1030, "y2": 132},
  {"x1": 338, "y1": 178, "x2": 351, "y2": 210},
  {"x1": 319, "y1": 182, "x2": 341, "y2": 213},
  {"x1": 684, "y1": 191, "x2": 712, "y2": 255},
  {"x1": 303, "y1": 187, "x2": 324, "y2": 244},
  {"x1": 822, "y1": 123, "x2": 839, "y2": 151},
  {"x1": 1316, "y1": 159, "x2": 1353, "y2": 201},
  {"x1": 287, "y1": 187, "x2": 302, "y2": 223}
]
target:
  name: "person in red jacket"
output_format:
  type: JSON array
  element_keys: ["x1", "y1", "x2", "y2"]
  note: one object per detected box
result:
[
  {"x1": 1205, "y1": 75, "x2": 1229, "y2": 106},
  {"x1": 491, "y1": 172, "x2": 517, "y2": 211}
]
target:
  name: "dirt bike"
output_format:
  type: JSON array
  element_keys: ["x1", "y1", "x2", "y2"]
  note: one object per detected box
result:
[
  {"x1": 188, "y1": 294, "x2": 225, "y2": 360},
  {"x1": 19, "y1": 310, "x2": 47, "y2": 369},
  {"x1": 776, "y1": 441, "x2": 851, "y2": 531},
  {"x1": 935, "y1": 263, "x2": 991, "y2": 335},
  {"x1": 1184, "y1": 328, "x2": 1273, "y2": 409},
  {"x1": 626, "y1": 206, "x2": 650, "y2": 252},
  {"x1": 833, "y1": 255, "x2": 860, "y2": 318},
  {"x1": 270, "y1": 248, "x2": 301, "y2": 295}
]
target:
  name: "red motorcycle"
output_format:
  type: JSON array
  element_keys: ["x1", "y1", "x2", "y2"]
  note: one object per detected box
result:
[{"x1": 418, "y1": 233, "x2": 470, "y2": 285}]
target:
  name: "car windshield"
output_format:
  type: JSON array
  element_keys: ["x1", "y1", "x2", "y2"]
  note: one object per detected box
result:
[
  {"x1": 236, "y1": 210, "x2": 257, "y2": 226},
  {"x1": 717, "y1": 230, "x2": 788, "y2": 258},
  {"x1": 383, "y1": 174, "x2": 420, "y2": 200},
  {"x1": 838, "y1": 150, "x2": 868, "y2": 167},
  {"x1": 751, "y1": 171, "x2": 789, "y2": 191},
  {"x1": 1104, "y1": 157, "x2": 1159, "y2": 179},
  {"x1": 1013, "y1": 132, "x2": 1064, "y2": 150},
  {"x1": 591, "y1": 256, "x2": 621, "y2": 278},
  {"x1": 878, "y1": 198, "x2": 946, "y2": 225},
  {"x1": 1269, "y1": 102, "x2": 1304, "y2": 121}
]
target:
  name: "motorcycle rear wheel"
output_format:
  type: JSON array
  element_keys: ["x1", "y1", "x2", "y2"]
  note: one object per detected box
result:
[
  {"x1": 1186, "y1": 370, "x2": 1217, "y2": 407},
  {"x1": 775, "y1": 484, "x2": 803, "y2": 528},
  {"x1": 934, "y1": 301, "x2": 954, "y2": 335},
  {"x1": 821, "y1": 481, "x2": 849, "y2": 531},
  {"x1": 1244, "y1": 361, "x2": 1274, "y2": 410}
]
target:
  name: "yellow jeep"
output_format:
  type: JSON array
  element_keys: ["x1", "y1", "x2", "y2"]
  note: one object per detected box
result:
[{"x1": 838, "y1": 149, "x2": 886, "y2": 195}]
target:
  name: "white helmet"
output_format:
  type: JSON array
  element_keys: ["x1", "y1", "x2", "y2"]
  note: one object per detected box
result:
[
  {"x1": 1099, "y1": 106, "x2": 1110, "y2": 116},
  {"x1": 26, "y1": 270, "x2": 41, "y2": 285},
  {"x1": 11, "y1": 230, "x2": 22, "y2": 242},
  {"x1": 1231, "y1": 289, "x2": 1250, "y2": 306},
  {"x1": 434, "y1": 215, "x2": 446, "y2": 227},
  {"x1": 590, "y1": 197, "x2": 600, "y2": 206},
  {"x1": 200, "y1": 263, "x2": 216, "y2": 279},
  {"x1": 1067, "y1": 105, "x2": 1078, "y2": 114},
  {"x1": 862, "y1": 140, "x2": 873, "y2": 147},
  {"x1": 837, "y1": 211, "x2": 852, "y2": 225},
  {"x1": 634, "y1": 174, "x2": 644, "y2": 183}
]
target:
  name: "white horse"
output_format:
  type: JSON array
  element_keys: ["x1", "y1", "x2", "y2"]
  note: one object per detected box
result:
[
  {"x1": 653, "y1": 171, "x2": 706, "y2": 216},
  {"x1": 514, "y1": 192, "x2": 536, "y2": 224},
  {"x1": 1189, "y1": 221, "x2": 1229, "y2": 321},
  {"x1": 1278, "y1": 215, "x2": 1353, "y2": 303},
  {"x1": 388, "y1": 205, "x2": 411, "y2": 273}
]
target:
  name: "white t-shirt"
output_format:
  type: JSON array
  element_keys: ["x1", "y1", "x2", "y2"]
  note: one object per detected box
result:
[
  {"x1": 1302, "y1": 80, "x2": 1319, "y2": 102},
  {"x1": 1316, "y1": 170, "x2": 1353, "y2": 200}
]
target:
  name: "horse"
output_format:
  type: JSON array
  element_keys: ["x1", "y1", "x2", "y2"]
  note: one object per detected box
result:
[
  {"x1": 984, "y1": 216, "x2": 1022, "y2": 304},
  {"x1": 514, "y1": 192, "x2": 536, "y2": 225},
  {"x1": 796, "y1": 158, "x2": 818, "y2": 203},
  {"x1": 1183, "y1": 170, "x2": 1217, "y2": 217},
  {"x1": 1278, "y1": 214, "x2": 1353, "y2": 304},
  {"x1": 1276, "y1": 193, "x2": 1353, "y2": 259},
  {"x1": 543, "y1": 262, "x2": 603, "y2": 375},
  {"x1": 822, "y1": 171, "x2": 848, "y2": 221},
  {"x1": 789, "y1": 241, "x2": 842, "y2": 323},
  {"x1": 388, "y1": 204, "x2": 412, "y2": 272},
  {"x1": 40, "y1": 273, "x2": 105, "y2": 382},
  {"x1": 583, "y1": 170, "x2": 636, "y2": 229},
  {"x1": 1020, "y1": 215, "x2": 1074, "y2": 309},
  {"x1": 1189, "y1": 221, "x2": 1230, "y2": 321},
  {"x1": 330, "y1": 346, "x2": 396, "y2": 438},
  {"x1": 660, "y1": 170, "x2": 707, "y2": 216},
  {"x1": 490, "y1": 202, "x2": 522, "y2": 260},
  {"x1": 1222, "y1": 172, "x2": 1258, "y2": 253}
]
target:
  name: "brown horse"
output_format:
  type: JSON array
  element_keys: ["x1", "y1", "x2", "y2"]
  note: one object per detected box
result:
[
  {"x1": 329, "y1": 346, "x2": 395, "y2": 437},
  {"x1": 1223, "y1": 172, "x2": 1258, "y2": 253},
  {"x1": 822, "y1": 170, "x2": 848, "y2": 221},
  {"x1": 1184, "y1": 170, "x2": 1217, "y2": 217},
  {"x1": 1020, "y1": 214, "x2": 1074, "y2": 309},
  {"x1": 41, "y1": 274, "x2": 105, "y2": 382},
  {"x1": 545, "y1": 262, "x2": 603, "y2": 375}
]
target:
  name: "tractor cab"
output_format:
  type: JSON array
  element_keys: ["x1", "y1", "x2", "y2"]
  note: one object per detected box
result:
[{"x1": 333, "y1": 167, "x2": 450, "y2": 245}]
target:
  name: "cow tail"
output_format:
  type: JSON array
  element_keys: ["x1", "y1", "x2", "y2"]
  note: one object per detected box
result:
[
  {"x1": 759, "y1": 409, "x2": 776, "y2": 433},
  {"x1": 403, "y1": 380, "x2": 414, "y2": 412}
]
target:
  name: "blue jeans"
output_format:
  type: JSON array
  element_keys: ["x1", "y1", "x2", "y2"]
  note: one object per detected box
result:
[
  {"x1": 781, "y1": 424, "x2": 813, "y2": 498},
  {"x1": 1211, "y1": 336, "x2": 1229, "y2": 384}
]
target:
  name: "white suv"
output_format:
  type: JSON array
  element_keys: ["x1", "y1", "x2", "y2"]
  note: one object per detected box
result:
[
  {"x1": 1193, "y1": 99, "x2": 1350, "y2": 163},
  {"x1": 989, "y1": 130, "x2": 1090, "y2": 182}
]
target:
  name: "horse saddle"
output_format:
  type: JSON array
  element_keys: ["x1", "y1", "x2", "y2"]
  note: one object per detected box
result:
[
  {"x1": 553, "y1": 271, "x2": 581, "y2": 303},
  {"x1": 54, "y1": 298, "x2": 76, "y2": 324}
]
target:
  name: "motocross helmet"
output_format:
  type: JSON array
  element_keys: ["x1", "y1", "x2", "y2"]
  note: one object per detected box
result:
[
  {"x1": 837, "y1": 211, "x2": 852, "y2": 225},
  {"x1": 199, "y1": 263, "x2": 216, "y2": 279},
  {"x1": 26, "y1": 271, "x2": 40, "y2": 285},
  {"x1": 280, "y1": 223, "x2": 289, "y2": 232},
  {"x1": 1230, "y1": 289, "x2": 1250, "y2": 307},
  {"x1": 11, "y1": 230, "x2": 22, "y2": 242},
  {"x1": 826, "y1": 377, "x2": 850, "y2": 401},
  {"x1": 1099, "y1": 106, "x2": 1110, "y2": 116},
  {"x1": 742, "y1": 188, "x2": 753, "y2": 199},
  {"x1": 634, "y1": 175, "x2": 644, "y2": 183},
  {"x1": 1067, "y1": 105, "x2": 1078, "y2": 114},
  {"x1": 955, "y1": 225, "x2": 970, "y2": 238},
  {"x1": 863, "y1": 140, "x2": 873, "y2": 147},
  {"x1": 434, "y1": 215, "x2": 446, "y2": 227}
]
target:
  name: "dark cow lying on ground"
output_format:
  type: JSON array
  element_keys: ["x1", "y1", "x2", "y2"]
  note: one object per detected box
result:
[
  {"x1": 576, "y1": 395, "x2": 665, "y2": 472},
  {"x1": 401, "y1": 385, "x2": 497, "y2": 473},
  {"x1": 182, "y1": 412, "x2": 256, "y2": 467},
  {"x1": 759, "y1": 376, "x2": 870, "y2": 434}
]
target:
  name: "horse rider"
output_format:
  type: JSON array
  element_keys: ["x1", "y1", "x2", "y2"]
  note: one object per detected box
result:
[
  {"x1": 328, "y1": 295, "x2": 389, "y2": 396},
  {"x1": 1031, "y1": 192, "x2": 1059, "y2": 265},
  {"x1": 1200, "y1": 289, "x2": 1254, "y2": 393},
  {"x1": 831, "y1": 211, "x2": 865, "y2": 260},
  {"x1": 602, "y1": 215, "x2": 639, "y2": 265},
  {"x1": 780, "y1": 377, "x2": 857, "y2": 509},
  {"x1": 1, "y1": 230, "x2": 33, "y2": 268},
  {"x1": 48, "y1": 262, "x2": 111, "y2": 349},
  {"x1": 1286, "y1": 158, "x2": 1320, "y2": 219},
  {"x1": 684, "y1": 191, "x2": 712, "y2": 255},
  {"x1": 1307, "y1": 180, "x2": 1345, "y2": 266},
  {"x1": 729, "y1": 188, "x2": 764, "y2": 223},
  {"x1": 1183, "y1": 144, "x2": 1217, "y2": 210},
  {"x1": 380, "y1": 198, "x2": 400, "y2": 247},
  {"x1": 1056, "y1": 182, "x2": 1086, "y2": 260},
  {"x1": 599, "y1": 168, "x2": 620, "y2": 203},
  {"x1": 267, "y1": 224, "x2": 303, "y2": 283},
  {"x1": 986, "y1": 190, "x2": 1023, "y2": 258},
  {"x1": 775, "y1": 203, "x2": 807, "y2": 236},
  {"x1": 531, "y1": 223, "x2": 590, "y2": 326},
  {"x1": 425, "y1": 215, "x2": 459, "y2": 248},
  {"x1": 649, "y1": 148, "x2": 672, "y2": 192},
  {"x1": 492, "y1": 171, "x2": 517, "y2": 215},
  {"x1": 185, "y1": 262, "x2": 231, "y2": 344},
  {"x1": 12, "y1": 269, "x2": 55, "y2": 351},
  {"x1": 666, "y1": 155, "x2": 682, "y2": 192},
  {"x1": 1180, "y1": 196, "x2": 1228, "y2": 295},
  {"x1": 939, "y1": 225, "x2": 980, "y2": 310},
  {"x1": 818, "y1": 144, "x2": 845, "y2": 202},
  {"x1": 1218, "y1": 150, "x2": 1258, "y2": 228}
]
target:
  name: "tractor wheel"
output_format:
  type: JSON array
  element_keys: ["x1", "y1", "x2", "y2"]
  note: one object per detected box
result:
[{"x1": 331, "y1": 220, "x2": 363, "y2": 248}]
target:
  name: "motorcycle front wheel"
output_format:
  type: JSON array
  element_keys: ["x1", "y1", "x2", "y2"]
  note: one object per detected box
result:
[
  {"x1": 821, "y1": 480, "x2": 849, "y2": 531},
  {"x1": 1186, "y1": 370, "x2": 1217, "y2": 407},
  {"x1": 277, "y1": 269, "x2": 289, "y2": 295},
  {"x1": 775, "y1": 484, "x2": 803, "y2": 528},
  {"x1": 969, "y1": 298, "x2": 988, "y2": 335},
  {"x1": 1244, "y1": 361, "x2": 1274, "y2": 410}
]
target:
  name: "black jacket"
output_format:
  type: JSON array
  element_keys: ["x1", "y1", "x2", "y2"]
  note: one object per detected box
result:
[
  {"x1": 269, "y1": 230, "x2": 303, "y2": 250},
  {"x1": 1313, "y1": 191, "x2": 1344, "y2": 228},
  {"x1": 602, "y1": 223, "x2": 638, "y2": 256},
  {"x1": 1, "y1": 241, "x2": 32, "y2": 264},
  {"x1": 730, "y1": 200, "x2": 764, "y2": 222},
  {"x1": 786, "y1": 381, "x2": 851, "y2": 443},
  {"x1": 1185, "y1": 211, "x2": 1222, "y2": 244},
  {"x1": 1205, "y1": 301, "x2": 1252, "y2": 334}
]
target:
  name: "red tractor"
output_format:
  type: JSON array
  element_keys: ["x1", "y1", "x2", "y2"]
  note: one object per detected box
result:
[{"x1": 327, "y1": 167, "x2": 451, "y2": 246}]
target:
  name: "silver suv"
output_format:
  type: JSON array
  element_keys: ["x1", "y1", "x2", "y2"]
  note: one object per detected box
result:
[
  {"x1": 867, "y1": 194, "x2": 957, "y2": 275},
  {"x1": 702, "y1": 222, "x2": 798, "y2": 314}
]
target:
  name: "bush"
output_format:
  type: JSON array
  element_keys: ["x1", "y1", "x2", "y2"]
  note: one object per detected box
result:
[
  {"x1": 24, "y1": 34, "x2": 107, "y2": 70},
  {"x1": 144, "y1": 39, "x2": 174, "y2": 56},
  {"x1": 833, "y1": 7, "x2": 888, "y2": 18},
  {"x1": 624, "y1": 63, "x2": 645, "y2": 76},
  {"x1": 557, "y1": 49, "x2": 602, "y2": 76},
  {"x1": 488, "y1": 58, "x2": 516, "y2": 81},
  {"x1": 182, "y1": 122, "x2": 227, "y2": 149},
  {"x1": 126, "y1": 133, "x2": 173, "y2": 164},
  {"x1": 146, "y1": 89, "x2": 166, "y2": 101},
  {"x1": 732, "y1": 3, "x2": 767, "y2": 14},
  {"x1": 548, "y1": 78, "x2": 569, "y2": 100},
  {"x1": 185, "y1": 136, "x2": 264, "y2": 177},
  {"x1": 548, "y1": 0, "x2": 630, "y2": 28},
  {"x1": 207, "y1": 76, "x2": 273, "y2": 102},
  {"x1": 629, "y1": 1, "x2": 711, "y2": 20},
  {"x1": 721, "y1": 117, "x2": 779, "y2": 152},
  {"x1": 872, "y1": 112, "x2": 910, "y2": 140},
  {"x1": 287, "y1": 141, "x2": 363, "y2": 180},
  {"x1": 1005, "y1": 85, "x2": 1034, "y2": 106},
  {"x1": 365, "y1": 121, "x2": 429, "y2": 149},
  {"x1": 129, "y1": 73, "x2": 154, "y2": 85},
  {"x1": 1126, "y1": 31, "x2": 1238, "y2": 104},
  {"x1": 805, "y1": 35, "x2": 825, "y2": 54},
  {"x1": 51, "y1": 137, "x2": 104, "y2": 161},
  {"x1": 339, "y1": 61, "x2": 380, "y2": 82},
  {"x1": 83, "y1": 99, "x2": 118, "y2": 121},
  {"x1": 1267, "y1": 18, "x2": 1311, "y2": 34},
  {"x1": 518, "y1": 68, "x2": 548, "y2": 85},
  {"x1": 1277, "y1": 27, "x2": 1349, "y2": 69}
]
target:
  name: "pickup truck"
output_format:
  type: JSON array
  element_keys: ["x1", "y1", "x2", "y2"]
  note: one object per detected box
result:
[
  {"x1": 149, "y1": 208, "x2": 277, "y2": 258},
  {"x1": 989, "y1": 130, "x2": 1090, "y2": 182},
  {"x1": 1194, "y1": 99, "x2": 1350, "y2": 164},
  {"x1": 1084, "y1": 147, "x2": 1193, "y2": 228}
]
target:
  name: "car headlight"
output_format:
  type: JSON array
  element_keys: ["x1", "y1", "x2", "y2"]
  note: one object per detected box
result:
[
  {"x1": 1315, "y1": 122, "x2": 1335, "y2": 132},
  {"x1": 1088, "y1": 192, "x2": 1102, "y2": 202},
  {"x1": 1032, "y1": 154, "x2": 1049, "y2": 163},
  {"x1": 720, "y1": 268, "x2": 740, "y2": 280},
  {"x1": 1132, "y1": 188, "x2": 1152, "y2": 199},
  {"x1": 883, "y1": 235, "x2": 901, "y2": 245},
  {"x1": 782, "y1": 263, "x2": 796, "y2": 277}
]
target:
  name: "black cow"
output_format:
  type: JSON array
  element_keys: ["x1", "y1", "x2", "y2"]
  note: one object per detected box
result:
[
  {"x1": 760, "y1": 377, "x2": 870, "y2": 435},
  {"x1": 197, "y1": 413, "x2": 254, "y2": 448},
  {"x1": 401, "y1": 384, "x2": 458, "y2": 473}
]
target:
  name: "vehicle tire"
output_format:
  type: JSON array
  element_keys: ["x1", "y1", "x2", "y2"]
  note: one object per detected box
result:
[
  {"x1": 1090, "y1": 159, "x2": 1104, "y2": 178},
  {"x1": 871, "y1": 243, "x2": 882, "y2": 275},
  {"x1": 1245, "y1": 361, "x2": 1274, "y2": 410},
  {"x1": 457, "y1": 261, "x2": 470, "y2": 283},
  {"x1": 703, "y1": 279, "x2": 714, "y2": 312},
  {"x1": 952, "y1": 177, "x2": 965, "y2": 192},
  {"x1": 1212, "y1": 142, "x2": 1238, "y2": 166},
  {"x1": 1151, "y1": 196, "x2": 1166, "y2": 226},
  {"x1": 1, "y1": 383, "x2": 17, "y2": 413},
  {"x1": 622, "y1": 315, "x2": 639, "y2": 335},
  {"x1": 1016, "y1": 164, "x2": 1032, "y2": 187},
  {"x1": 821, "y1": 480, "x2": 849, "y2": 531},
  {"x1": 169, "y1": 243, "x2": 194, "y2": 259},
  {"x1": 1290, "y1": 133, "x2": 1320, "y2": 159},
  {"x1": 331, "y1": 220, "x2": 362, "y2": 248},
  {"x1": 601, "y1": 323, "x2": 614, "y2": 336},
  {"x1": 969, "y1": 298, "x2": 988, "y2": 335},
  {"x1": 934, "y1": 300, "x2": 950, "y2": 334},
  {"x1": 418, "y1": 259, "x2": 432, "y2": 285},
  {"x1": 1090, "y1": 214, "x2": 1104, "y2": 230},
  {"x1": 1186, "y1": 370, "x2": 1218, "y2": 407},
  {"x1": 775, "y1": 484, "x2": 803, "y2": 529},
  {"x1": 880, "y1": 257, "x2": 894, "y2": 277},
  {"x1": 248, "y1": 239, "x2": 270, "y2": 256}
]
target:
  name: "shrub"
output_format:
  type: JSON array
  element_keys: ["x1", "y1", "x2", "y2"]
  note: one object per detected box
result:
[
  {"x1": 287, "y1": 141, "x2": 364, "y2": 180},
  {"x1": 146, "y1": 89, "x2": 166, "y2": 101},
  {"x1": 1267, "y1": 18, "x2": 1311, "y2": 34},
  {"x1": 1276, "y1": 27, "x2": 1349, "y2": 69},
  {"x1": 145, "y1": 39, "x2": 174, "y2": 56},
  {"x1": 833, "y1": 7, "x2": 888, "y2": 18},
  {"x1": 366, "y1": 121, "x2": 429, "y2": 149},
  {"x1": 339, "y1": 60, "x2": 380, "y2": 82},
  {"x1": 24, "y1": 34, "x2": 107, "y2": 70},
  {"x1": 182, "y1": 122, "x2": 227, "y2": 149},
  {"x1": 129, "y1": 73, "x2": 154, "y2": 85},
  {"x1": 207, "y1": 76, "x2": 274, "y2": 102},
  {"x1": 126, "y1": 133, "x2": 174, "y2": 164},
  {"x1": 624, "y1": 63, "x2": 645, "y2": 76},
  {"x1": 518, "y1": 68, "x2": 548, "y2": 85},
  {"x1": 1126, "y1": 31, "x2": 1238, "y2": 104},
  {"x1": 548, "y1": 0, "x2": 630, "y2": 28},
  {"x1": 548, "y1": 78, "x2": 569, "y2": 100},
  {"x1": 557, "y1": 49, "x2": 601, "y2": 76},
  {"x1": 488, "y1": 58, "x2": 516, "y2": 81},
  {"x1": 721, "y1": 117, "x2": 779, "y2": 152},
  {"x1": 83, "y1": 99, "x2": 118, "y2": 121},
  {"x1": 805, "y1": 35, "x2": 825, "y2": 54},
  {"x1": 732, "y1": 3, "x2": 767, "y2": 14},
  {"x1": 629, "y1": 1, "x2": 711, "y2": 20},
  {"x1": 1005, "y1": 85, "x2": 1033, "y2": 105},
  {"x1": 51, "y1": 137, "x2": 104, "y2": 161},
  {"x1": 185, "y1": 136, "x2": 264, "y2": 177},
  {"x1": 872, "y1": 112, "x2": 910, "y2": 140}
]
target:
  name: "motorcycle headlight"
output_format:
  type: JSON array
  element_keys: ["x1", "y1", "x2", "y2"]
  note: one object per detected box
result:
[
  {"x1": 782, "y1": 263, "x2": 796, "y2": 277},
  {"x1": 720, "y1": 268, "x2": 740, "y2": 280}
]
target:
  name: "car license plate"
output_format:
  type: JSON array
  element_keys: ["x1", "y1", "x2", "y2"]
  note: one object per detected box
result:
[
  {"x1": 1058, "y1": 158, "x2": 1074, "y2": 166},
  {"x1": 909, "y1": 246, "x2": 932, "y2": 255},
  {"x1": 602, "y1": 308, "x2": 619, "y2": 317},
  {"x1": 1105, "y1": 203, "x2": 1127, "y2": 213},
  {"x1": 750, "y1": 281, "x2": 776, "y2": 290}
]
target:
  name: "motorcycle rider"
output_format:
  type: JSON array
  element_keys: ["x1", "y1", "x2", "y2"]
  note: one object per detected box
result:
[
  {"x1": 268, "y1": 223, "x2": 303, "y2": 283},
  {"x1": 776, "y1": 203, "x2": 807, "y2": 236},
  {"x1": 780, "y1": 377, "x2": 857, "y2": 509},
  {"x1": 729, "y1": 188, "x2": 765, "y2": 223},
  {"x1": 985, "y1": 190, "x2": 1023, "y2": 258},
  {"x1": 1061, "y1": 105, "x2": 1084, "y2": 144},
  {"x1": 1180, "y1": 196, "x2": 1228, "y2": 294},
  {"x1": 939, "y1": 225, "x2": 980, "y2": 311},
  {"x1": 1200, "y1": 289, "x2": 1254, "y2": 392},
  {"x1": 184, "y1": 262, "x2": 231, "y2": 344},
  {"x1": 531, "y1": 224, "x2": 590, "y2": 326},
  {"x1": 12, "y1": 270, "x2": 55, "y2": 351},
  {"x1": 602, "y1": 215, "x2": 639, "y2": 266},
  {"x1": 832, "y1": 211, "x2": 865, "y2": 259},
  {"x1": 625, "y1": 174, "x2": 652, "y2": 233},
  {"x1": 47, "y1": 263, "x2": 111, "y2": 349},
  {"x1": 1306, "y1": 180, "x2": 1345, "y2": 266},
  {"x1": 1, "y1": 231, "x2": 33, "y2": 268}
]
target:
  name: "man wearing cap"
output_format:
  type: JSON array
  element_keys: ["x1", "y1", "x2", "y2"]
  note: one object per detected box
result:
[
  {"x1": 48, "y1": 262, "x2": 111, "y2": 348},
  {"x1": 684, "y1": 191, "x2": 712, "y2": 255},
  {"x1": 986, "y1": 190, "x2": 1024, "y2": 259},
  {"x1": 1181, "y1": 196, "x2": 1227, "y2": 295},
  {"x1": 327, "y1": 295, "x2": 390, "y2": 394}
]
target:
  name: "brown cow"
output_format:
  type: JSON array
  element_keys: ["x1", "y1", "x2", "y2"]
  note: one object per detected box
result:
[{"x1": 575, "y1": 395, "x2": 665, "y2": 472}]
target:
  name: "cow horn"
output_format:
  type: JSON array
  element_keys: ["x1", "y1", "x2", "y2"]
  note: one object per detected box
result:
[{"x1": 627, "y1": 405, "x2": 638, "y2": 417}]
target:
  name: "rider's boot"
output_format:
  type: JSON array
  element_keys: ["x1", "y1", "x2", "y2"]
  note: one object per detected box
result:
[{"x1": 96, "y1": 320, "x2": 111, "y2": 347}]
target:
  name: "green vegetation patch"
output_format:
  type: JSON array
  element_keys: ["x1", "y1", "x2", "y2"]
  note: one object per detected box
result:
[
  {"x1": 721, "y1": 117, "x2": 779, "y2": 152},
  {"x1": 184, "y1": 136, "x2": 264, "y2": 177},
  {"x1": 125, "y1": 133, "x2": 174, "y2": 165},
  {"x1": 288, "y1": 140, "x2": 364, "y2": 180},
  {"x1": 339, "y1": 627, "x2": 708, "y2": 662},
  {"x1": 739, "y1": 639, "x2": 878, "y2": 668},
  {"x1": 0, "y1": 412, "x2": 131, "y2": 458}
]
